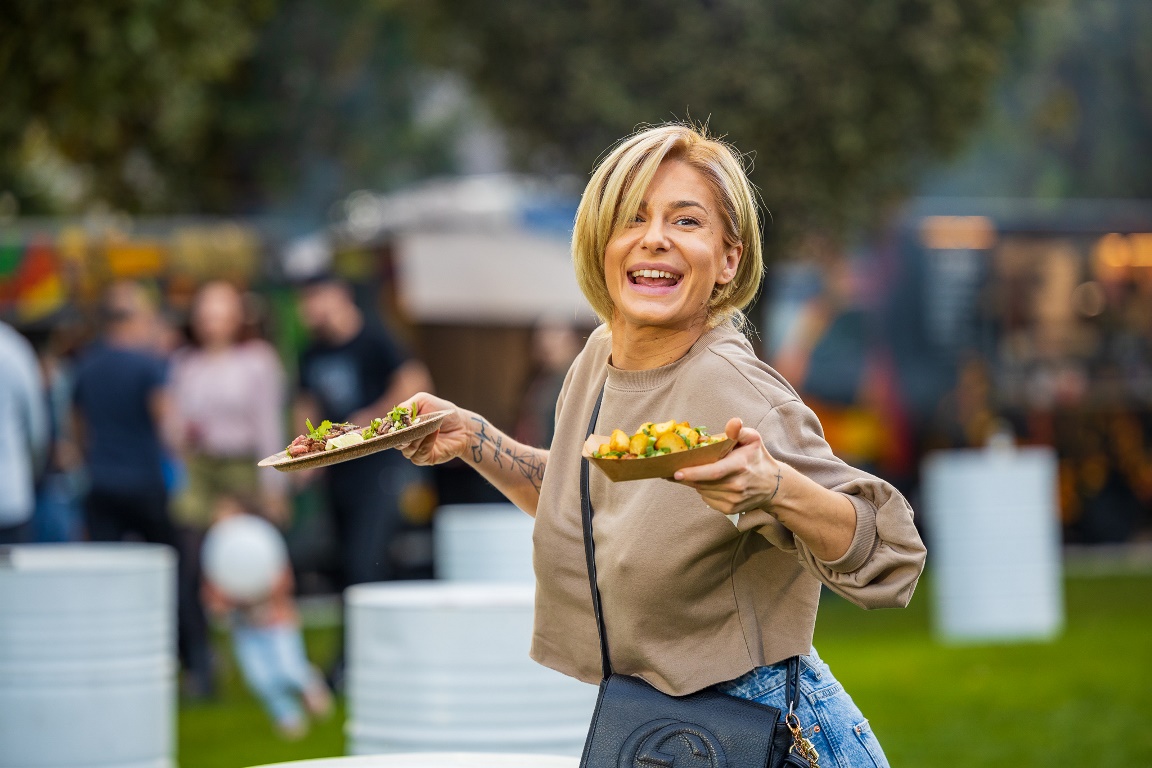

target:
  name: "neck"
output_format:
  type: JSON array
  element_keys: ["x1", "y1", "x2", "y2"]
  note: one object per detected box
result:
[
  {"x1": 107, "y1": 326, "x2": 148, "y2": 350},
  {"x1": 201, "y1": 338, "x2": 233, "y2": 352},
  {"x1": 609, "y1": 315, "x2": 709, "y2": 371}
]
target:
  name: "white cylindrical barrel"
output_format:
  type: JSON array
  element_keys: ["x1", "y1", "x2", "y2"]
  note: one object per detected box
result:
[
  {"x1": 922, "y1": 446, "x2": 1064, "y2": 642},
  {"x1": 253, "y1": 754, "x2": 579, "y2": 767},
  {"x1": 433, "y1": 504, "x2": 535, "y2": 583},
  {"x1": 346, "y1": 582, "x2": 596, "y2": 756},
  {"x1": 0, "y1": 543, "x2": 177, "y2": 768}
]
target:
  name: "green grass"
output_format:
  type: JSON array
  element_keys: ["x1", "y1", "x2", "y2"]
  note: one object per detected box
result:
[
  {"x1": 180, "y1": 573, "x2": 1152, "y2": 767},
  {"x1": 179, "y1": 627, "x2": 344, "y2": 768},
  {"x1": 814, "y1": 573, "x2": 1152, "y2": 767}
]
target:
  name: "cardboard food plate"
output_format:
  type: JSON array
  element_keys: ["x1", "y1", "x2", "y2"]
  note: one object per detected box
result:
[
  {"x1": 258, "y1": 410, "x2": 450, "y2": 472},
  {"x1": 582, "y1": 434, "x2": 735, "y2": 482}
]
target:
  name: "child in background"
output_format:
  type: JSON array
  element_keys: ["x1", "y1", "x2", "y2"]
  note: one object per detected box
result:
[{"x1": 201, "y1": 494, "x2": 333, "y2": 739}]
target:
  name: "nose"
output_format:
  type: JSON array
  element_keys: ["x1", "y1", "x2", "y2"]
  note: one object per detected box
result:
[{"x1": 640, "y1": 218, "x2": 671, "y2": 252}]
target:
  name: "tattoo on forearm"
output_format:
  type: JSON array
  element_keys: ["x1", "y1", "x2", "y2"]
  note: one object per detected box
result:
[
  {"x1": 765, "y1": 469, "x2": 783, "y2": 506},
  {"x1": 469, "y1": 416, "x2": 547, "y2": 491}
]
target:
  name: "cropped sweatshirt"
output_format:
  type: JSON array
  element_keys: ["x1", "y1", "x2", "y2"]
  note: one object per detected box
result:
[{"x1": 530, "y1": 322, "x2": 926, "y2": 695}]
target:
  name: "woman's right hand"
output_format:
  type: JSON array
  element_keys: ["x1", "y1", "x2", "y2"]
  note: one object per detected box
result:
[{"x1": 398, "y1": 392, "x2": 474, "y2": 466}]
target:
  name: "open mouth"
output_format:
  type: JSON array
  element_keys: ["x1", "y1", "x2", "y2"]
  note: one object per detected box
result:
[{"x1": 629, "y1": 268, "x2": 682, "y2": 288}]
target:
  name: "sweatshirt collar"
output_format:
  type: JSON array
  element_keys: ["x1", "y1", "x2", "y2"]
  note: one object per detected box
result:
[{"x1": 604, "y1": 323, "x2": 738, "y2": 392}]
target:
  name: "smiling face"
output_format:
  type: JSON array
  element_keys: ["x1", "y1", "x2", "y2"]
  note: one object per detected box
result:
[{"x1": 603, "y1": 159, "x2": 742, "y2": 333}]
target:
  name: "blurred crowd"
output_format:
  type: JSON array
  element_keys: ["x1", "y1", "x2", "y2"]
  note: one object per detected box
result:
[
  {"x1": 0, "y1": 277, "x2": 394, "y2": 735},
  {"x1": 0, "y1": 272, "x2": 582, "y2": 736},
  {"x1": 765, "y1": 230, "x2": 1152, "y2": 548}
]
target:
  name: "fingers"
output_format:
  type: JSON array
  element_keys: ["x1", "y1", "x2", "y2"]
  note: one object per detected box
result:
[
  {"x1": 674, "y1": 456, "x2": 739, "y2": 485},
  {"x1": 408, "y1": 391, "x2": 433, "y2": 408},
  {"x1": 674, "y1": 431, "x2": 763, "y2": 484},
  {"x1": 400, "y1": 428, "x2": 443, "y2": 465},
  {"x1": 399, "y1": 431, "x2": 429, "y2": 460},
  {"x1": 725, "y1": 417, "x2": 743, "y2": 442},
  {"x1": 407, "y1": 391, "x2": 452, "y2": 418}
]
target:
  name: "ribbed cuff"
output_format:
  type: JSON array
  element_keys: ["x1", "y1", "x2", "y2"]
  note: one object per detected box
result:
[{"x1": 820, "y1": 494, "x2": 878, "y2": 573}]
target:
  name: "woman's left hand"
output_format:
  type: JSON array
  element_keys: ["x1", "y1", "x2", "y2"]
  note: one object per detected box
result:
[{"x1": 673, "y1": 418, "x2": 784, "y2": 517}]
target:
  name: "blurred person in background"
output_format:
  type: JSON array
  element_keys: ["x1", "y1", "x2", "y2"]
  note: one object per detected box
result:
[
  {"x1": 168, "y1": 281, "x2": 289, "y2": 527},
  {"x1": 71, "y1": 281, "x2": 211, "y2": 695},
  {"x1": 167, "y1": 280, "x2": 290, "y2": 695},
  {"x1": 0, "y1": 320, "x2": 49, "y2": 544},
  {"x1": 514, "y1": 317, "x2": 584, "y2": 449},
  {"x1": 31, "y1": 324, "x2": 87, "y2": 542},
  {"x1": 202, "y1": 493, "x2": 332, "y2": 740},
  {"x1": 294, "y1": 272, "x2": 433, "y2": 683}
]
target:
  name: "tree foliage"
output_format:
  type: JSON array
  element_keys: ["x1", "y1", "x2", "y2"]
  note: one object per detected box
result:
[
  {"x1": 0, "y1": 0, "x2": 273, "y2": 212},
  {"x1": 406, "y1": 0, "x2": 1032, "y2": 248},
  {"x1": 0, "y1": 0, "x2": 461, "y2": 215},
  {"x1": 187, "y1": 0, "x2": 463, "y2": 216},
  {"x1": 921, "y1": 0, "x2": 1152, "y2": 200}
]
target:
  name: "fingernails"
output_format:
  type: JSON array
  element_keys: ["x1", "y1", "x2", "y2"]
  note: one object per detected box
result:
[{"x1": 674, "y1": 471, "x2": 683, "y2": 480}]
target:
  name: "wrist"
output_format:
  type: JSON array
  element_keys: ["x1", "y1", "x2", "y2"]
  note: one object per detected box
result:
[
  {"x1": 759, "y1": 461, "x2": 792, "y2": 517},
  {"x1": 461, "y1": 409, "x2": 485, "y2": 442}
]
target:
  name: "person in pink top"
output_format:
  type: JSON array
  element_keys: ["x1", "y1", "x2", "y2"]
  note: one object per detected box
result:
[
  {"x1": 169, "y1": 281, "x2": 289, "y2": 526},
  {"x1": 167, "y1": 280, "x2": 290, "y2": 696}
]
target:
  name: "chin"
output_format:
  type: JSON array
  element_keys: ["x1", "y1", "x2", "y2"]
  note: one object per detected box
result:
[{"x1": 616, "y1": 304, "x2": 702, "y2": 330}]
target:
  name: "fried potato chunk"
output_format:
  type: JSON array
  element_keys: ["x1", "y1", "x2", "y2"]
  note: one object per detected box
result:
[
  {"x1": 654, "y1": 432, "x2": 689, "y2": 453},
  {"x1": 591, "y1": 419, "x2": 717, "y2": 459},
  {"x1": 609, "y1": 429, "x2": 631, "y2": 453}
]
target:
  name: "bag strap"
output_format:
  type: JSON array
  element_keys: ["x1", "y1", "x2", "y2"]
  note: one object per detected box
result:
[
  {"x1": 581, "y1": 383, "x2": 612, "y2": 679},
  {"x1": 579, "y1": 382, "x2": 802, "y2": 713}
]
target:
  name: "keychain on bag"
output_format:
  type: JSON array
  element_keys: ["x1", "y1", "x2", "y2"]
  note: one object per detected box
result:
[{"x1": 786, "y1": 707, "x2": 821, "y2": 767}]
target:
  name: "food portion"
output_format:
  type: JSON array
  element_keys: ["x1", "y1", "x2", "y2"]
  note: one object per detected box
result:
[
  {"x1": 286, "y1": 404, "x2": 420, "y2": 458},
  {"x1": 592, "y1": 419, "x2": 725, "y2": 460}
]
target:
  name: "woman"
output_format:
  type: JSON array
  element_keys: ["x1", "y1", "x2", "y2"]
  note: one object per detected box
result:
[
  {"x1": 168, "y1": 280, "x2": 289, "y2": 696},
  {"x1": 169, "y1": 281, "x2": 289, "y2": 528},
  {"x1": 400, "y1": 124, "x2": 926, "y2": 767}
]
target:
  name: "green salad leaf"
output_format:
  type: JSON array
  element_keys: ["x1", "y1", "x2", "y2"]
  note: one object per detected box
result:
[
  {"x1": 386, "y1": 403, "x2": 418, "y2": 429},
  {"x1": 306, "y1": 419, "x2": 333, "y2": 441}
]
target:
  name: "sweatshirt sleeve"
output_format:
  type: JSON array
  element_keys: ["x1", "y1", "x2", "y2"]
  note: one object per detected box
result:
[{"x1": 748, "y1": 399, "x2": 926, "y2": 609}]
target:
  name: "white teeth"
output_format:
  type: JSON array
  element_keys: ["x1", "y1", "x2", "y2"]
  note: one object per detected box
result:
[{"x1": 631, "y1": 269, "x2": 678, "y2": 279}]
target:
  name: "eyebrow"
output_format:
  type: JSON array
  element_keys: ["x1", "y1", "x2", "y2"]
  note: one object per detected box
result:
[{"x1": 637, "y1": 200, "x2": 708, "y2": 212}]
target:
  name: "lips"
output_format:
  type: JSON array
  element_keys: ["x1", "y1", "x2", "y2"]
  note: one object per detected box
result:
[{"x1": 629, "y1": 268, "x2": 682, "y2": 289}]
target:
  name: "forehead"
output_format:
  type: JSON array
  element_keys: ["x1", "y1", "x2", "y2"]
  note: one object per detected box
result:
[{"x1": 639, "y1": 159, "x2": 717, "y2": 210}]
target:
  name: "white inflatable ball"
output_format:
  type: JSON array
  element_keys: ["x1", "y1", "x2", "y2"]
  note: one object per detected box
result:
[{"x1": 201, "y1": 514, "x2": 288, "y2": 602}]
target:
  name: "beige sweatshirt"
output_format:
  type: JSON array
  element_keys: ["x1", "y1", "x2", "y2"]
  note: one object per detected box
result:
[{"x1": 530, "y1": 322, "x2": 926, "y2": 696}]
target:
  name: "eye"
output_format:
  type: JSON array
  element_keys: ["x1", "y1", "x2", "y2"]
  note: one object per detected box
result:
[{"x1": 674, "y1": 216, "x2": 701, "y2": 227}]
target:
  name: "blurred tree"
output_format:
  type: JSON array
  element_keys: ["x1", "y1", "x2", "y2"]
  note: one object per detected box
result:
[
  {"x1": 405, "y1": 0, "x2": 1032, "y2": 250},
  {"x1": 187, "y1": 0, "x2": 464, "y2": 216},
  {"x1": 0, "y1": 0, "x2": 465, "y2": 215},
  {"x1": 920, "y1": 0, "x2": 1152, "y2": 200},
  {"x1": 0, "y1": 0, "x2": 274, "y2": 213}
]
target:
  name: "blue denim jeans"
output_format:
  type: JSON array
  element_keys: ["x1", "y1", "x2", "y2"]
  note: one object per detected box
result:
[
  {"x1": 714, "y1": 648, "x2": 890, "y2": 768},
  {"x1": 232, "y1": 624, "x2": 313, "y2": 726}
]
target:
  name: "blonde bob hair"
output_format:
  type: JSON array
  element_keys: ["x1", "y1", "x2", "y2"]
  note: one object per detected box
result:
[{"x1": 572, "y1": 123, "x2": 764, "y2": 329}]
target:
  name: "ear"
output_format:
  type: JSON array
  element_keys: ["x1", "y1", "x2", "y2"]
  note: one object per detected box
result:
[{"x1": 716, "y1": 242, "x2": 743, "y2": 285}]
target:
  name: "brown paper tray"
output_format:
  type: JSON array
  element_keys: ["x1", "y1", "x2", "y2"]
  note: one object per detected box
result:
[
  {"x1": 258, "y1": 410, "x2": 450, "y2": 472},
  {"x1": 581, "y1": 434, "x2": 734, "y2": 482}
]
